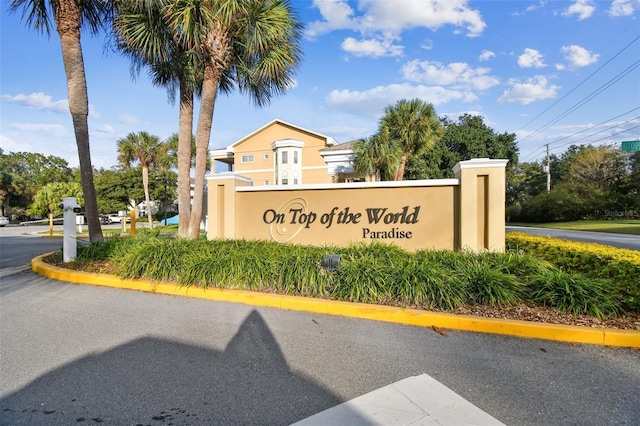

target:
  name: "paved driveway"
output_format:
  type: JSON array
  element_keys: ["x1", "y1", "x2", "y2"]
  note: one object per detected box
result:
[
  {"x1": 507, "y1": 226, "x2": 640, "y2": 251},
  {"x1": 1, "y1": 228, "x2": 639, "y2": 425}
]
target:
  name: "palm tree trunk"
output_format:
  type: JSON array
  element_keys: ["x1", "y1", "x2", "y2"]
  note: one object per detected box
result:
[
  {"x1": 177, "y1": 81, "x2": 193, "y2": 238},
  {"x1": 142, "y1": 165, "x2": 153, "y2": 228},
  {"x1": 188, "y1": 61, "x2": 218, "y2": 239},
  {"x1": 394, "y1": 154, "x2": 409, "y2": 181},
  {"x1": 56, "y1": 1, "x2": 103, "y2": 242}
]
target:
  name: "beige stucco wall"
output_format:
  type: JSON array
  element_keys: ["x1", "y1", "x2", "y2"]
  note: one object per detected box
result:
[
  {"x1": 206, "y1": 159, "x2": 508, "y2": 252},
  {"x1": 235, "y1": 183, "x2": 457, "y2": 251}
]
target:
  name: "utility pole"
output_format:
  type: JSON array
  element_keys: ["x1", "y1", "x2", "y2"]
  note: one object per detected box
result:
[
  {"x1": 545, "y1": 144, "x2": 551, "y2": 192},
  {"x1": 542, "y1": 144, "x2": 551, "y2": 192}
]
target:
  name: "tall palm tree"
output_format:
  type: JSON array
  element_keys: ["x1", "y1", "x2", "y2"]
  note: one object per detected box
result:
[
  {"x1": 380, "y1": 99, "x2": 444, "y2": 181},
  {"x1": 115, "y1": 0, "x2": 303, "y2": 239},
  {"x1": 117, "y1": 131, "x2": 165, "y2": 228},
  {"x1": 113, "y1": 0, "x2": 201, "y2": 237},
  {"x1": 9, "y1": 0, "x2": 112, "y2": 242}
]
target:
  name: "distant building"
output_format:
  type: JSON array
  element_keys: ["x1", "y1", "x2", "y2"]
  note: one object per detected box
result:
[{"x1": 209, "y1": 119, "x2": 359, "y2": 184}]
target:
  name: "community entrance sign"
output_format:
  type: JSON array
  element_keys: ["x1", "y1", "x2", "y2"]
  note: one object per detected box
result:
[{"x1": 206, "y1": 159, "x2": 508, "y2": 252}]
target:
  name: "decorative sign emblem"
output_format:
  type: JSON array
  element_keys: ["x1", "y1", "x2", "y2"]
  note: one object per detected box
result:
[{"x1": 263, "y1": 198, "x2": 308, "y2": 242}]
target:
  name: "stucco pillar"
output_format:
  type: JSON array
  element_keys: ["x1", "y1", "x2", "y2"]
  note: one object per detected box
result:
[
  {"x1": 205, "y1": 173, "x2": 253, "y2": 240},
  {"x1": 453, "y1": 159, "x2": 508, "y2": 251}
]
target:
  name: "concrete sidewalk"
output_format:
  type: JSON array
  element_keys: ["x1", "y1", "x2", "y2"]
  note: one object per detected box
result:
[{"x1": 294, "y1": 374, "x2": 505, "y2": 425}]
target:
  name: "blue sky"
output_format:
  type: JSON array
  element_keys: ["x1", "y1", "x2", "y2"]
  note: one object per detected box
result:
[{"x1": 1, "y1": 0, "x2": 639, "y2": 170}]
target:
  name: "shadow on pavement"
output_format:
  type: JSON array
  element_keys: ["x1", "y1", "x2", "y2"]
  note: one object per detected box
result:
[{"x1": 1, "y1": 310, "x2": 346, "y2": 425}]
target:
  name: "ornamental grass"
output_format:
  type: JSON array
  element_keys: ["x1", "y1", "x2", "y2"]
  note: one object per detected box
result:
[{"x1": 71, "y1": 232, "x2": 632, "y2": 319}]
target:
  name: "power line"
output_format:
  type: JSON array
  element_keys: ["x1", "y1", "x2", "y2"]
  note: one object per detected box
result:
[
  {"x1": 516, "y1": 34, "x2": 640, "y2": 133},
  {"x1": 519, "y1": 58, "x2": 640, "y2": 146},
  {"x1": 520, "y1": 107, "x2": 640, "y2": 162}
]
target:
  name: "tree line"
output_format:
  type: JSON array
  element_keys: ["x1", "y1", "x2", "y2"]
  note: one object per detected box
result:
[{"x1": 0, "y1": 132, "x2": 194, "y2": 224}]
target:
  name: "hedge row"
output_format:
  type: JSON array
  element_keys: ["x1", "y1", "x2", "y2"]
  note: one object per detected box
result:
[{"x1": 506, "y1": 232, "x2": 640, "y2": 312}]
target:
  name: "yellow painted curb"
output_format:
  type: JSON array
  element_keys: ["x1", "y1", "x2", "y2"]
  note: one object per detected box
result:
[{"x1": 31, "y1": 254, "x2": 640, "y2": 348}]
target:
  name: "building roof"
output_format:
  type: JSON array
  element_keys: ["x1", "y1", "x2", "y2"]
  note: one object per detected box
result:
[
  {"x1": 319, "y1": 140, "x2": 357, "y2": 153},
  {"x1": 211, "y1": 119, "x2": 338, "y2": 153}
]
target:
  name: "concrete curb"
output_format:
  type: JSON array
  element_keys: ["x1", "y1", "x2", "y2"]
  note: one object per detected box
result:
[{"x1": 31, "y1": 254, "x2": 640, "y2": 349}]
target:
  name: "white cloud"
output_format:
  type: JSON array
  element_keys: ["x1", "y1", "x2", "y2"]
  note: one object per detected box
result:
[
  {"x1": 94, "y1": 124, "x2": 115, "y2": 137},
  {"x1": 518, "y1": 48, "x2": 546, "y2": 68},
  {"x1": 609, "y1": 0, "x2": 639, "y2": 17},
  {"x1": 341, "y1": 35, "x2": 403, "y2": 58},
  {"x1": 9, "y1": 122, "x2": 68, "y2": 137},
  {"x1": 118, "y1": 114, "x2": 140, "y2": 125},
  {"x1": 401, "y1": 60, "x2": 499, "y2": 91},
  {"x1": 498, "y1": 76, "x2": 559, "y2": 105},
  {"x1": 306, "y1": 0, "x2": 486, "y2": 58},
  {"x1": 2, "y1": 92, "x2": 68, "y2": 113},
  {"x1": 512, "y1": 1, "x2": 547, "y2": 16},
  {"x1": 562, "y1": 0, "x2": 596, "y2": 20},
  {"x1": 306, "y1": 0, "x2": 358, "y2": 38},
  {"x1": 561, "y1": 45, "x2": 599, "y2": 67},
  {"x1": 326, "y1": 83, "x2": 475, "y2": 117},
  {"x1": 2, "y1": 92, "x2": 102, "y2": 119},
  {"x1": 307, "y1": 0, "x2": 485, "y2": 37},
  {"x1": 479, "y1": 50, "x2": 496, "y2": 61}
]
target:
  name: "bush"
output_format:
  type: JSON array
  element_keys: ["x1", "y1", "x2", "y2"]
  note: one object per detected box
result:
[
  {"x1": 528, "y1": 270, "x2": 620, "y2": 319},
  {"x1": 67, "y1": 236, "x2": 633, "y2": 318},
  {"x1": 507, "y1": 233, "x2": 640, "y2": 312}
]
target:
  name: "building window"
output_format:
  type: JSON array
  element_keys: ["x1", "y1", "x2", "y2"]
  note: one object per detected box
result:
[
  {"x1": 282, "y1": 151, "x2": 288, "y2": 164},
  {"x1": 293, "y1": 179, "x2": 298, "y2": 185},
  {"x1": 264, "y1": 153, "x2": 269, "y2": 160},
  {"x1": 282, "y1": 178, "x2": 288, "y2": 185},
  {"x1": 241, "y1": 154, "x2": 254, "y2": 163},
  {"x1": 264, "y1": 180, "x2": 269, "y2": 185},
  {"x1": 293, "y1": 151, "x2": 298, "y2": 164}
]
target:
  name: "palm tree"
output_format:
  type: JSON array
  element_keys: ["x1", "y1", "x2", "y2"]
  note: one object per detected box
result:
[
  {"x1": 353, "y1": 130, "x2": 401, "y2": 182},
  {"x1": 9, "y1": 0, "x2": 112, "y2": 242},
  {"x1": 114, "y1": 0, "x2": 303, "y2": 239},
  {"x1": 117, "y1": 131, "x2": 165, "y2": 228},
  {"x1": 113, "y1": 0, "x2": 201, "y2": 237},
  {"x1": 380, "y1": 99, "x2": 444, "y2": 181}
]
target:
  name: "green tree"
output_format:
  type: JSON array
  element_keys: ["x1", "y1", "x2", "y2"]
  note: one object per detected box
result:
[
  {"x1": 29, "y1": 182, "x2": 83, "y2": 218},
  {"x1": 117, "y1": 131, "x2": 165, "y2": 228},
  {"x1": 353, "y1": 130, "x2": 401, "y2": 181},
  {"x1": 379, "y1": 99, "x2": 444, "y2": 181},
  {"x1": 0, "y1": 151, "x2": 74, "y2": 218},
  {"x1": 94, "y1": 167, "x2": 143, "y2": 214},
  {"x1": 440, "y1": 114, "x2": 518, "y2": 173},
  {"x1": 9, "y1": 0, "x2": 113, "y2": 242},
  {"x1": 114, "y1": 0, "x2": 303, "y2": 239}
]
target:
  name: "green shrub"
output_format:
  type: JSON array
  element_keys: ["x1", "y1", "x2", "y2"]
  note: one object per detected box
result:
[
  {"x1": 67, "y1": 235, "x2": 631, "y2": 318},
  {"x1": 528, "y1": 270, "x2": 620, "y2": 319},
  {"x1": 507, "y1": 233, "x2": 640, "y2": 312}
]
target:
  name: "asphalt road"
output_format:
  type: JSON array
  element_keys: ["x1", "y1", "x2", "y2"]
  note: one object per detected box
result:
[
  {"x1": 1, "y1": 227, "x2": 639, "y2": 425},
  {"x1": 507, "y1": 226, "x2": 640, "y2": 251}
]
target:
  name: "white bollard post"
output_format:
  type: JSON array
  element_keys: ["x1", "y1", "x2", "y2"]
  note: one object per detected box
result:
[{"x1": 61, "y1": 197, "x2": 81, "y2": 262}]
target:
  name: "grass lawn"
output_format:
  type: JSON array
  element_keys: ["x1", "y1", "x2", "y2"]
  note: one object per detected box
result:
[{"x1": 509, "y1": 220, "x2": 640, "y2": 235}]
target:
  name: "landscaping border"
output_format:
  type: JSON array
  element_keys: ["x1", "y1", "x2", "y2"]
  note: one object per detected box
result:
[{"x1": 32, "y1": 253, "x2": 640, "y2": 348}]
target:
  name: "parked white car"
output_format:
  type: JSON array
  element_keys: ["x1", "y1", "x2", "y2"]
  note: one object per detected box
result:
[
  {"x1": 108, "y1": 214, "x2": 123, "y2": 223},
  {"x1": 108, "y1": 213, "x2": 130, "y2": 224},
  {"x1": 0, "y1": 216, "x2": 9, "y2": 227}
]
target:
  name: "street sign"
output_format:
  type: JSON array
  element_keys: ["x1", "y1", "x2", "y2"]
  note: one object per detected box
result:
[{"x1": 621, "y1": 140, "x2": 640, "y2": 152}]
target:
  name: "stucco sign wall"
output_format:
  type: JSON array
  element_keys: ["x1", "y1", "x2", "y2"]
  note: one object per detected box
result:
[{"x1": 206, "y1": 159, "x2": 508, "y2": 252}]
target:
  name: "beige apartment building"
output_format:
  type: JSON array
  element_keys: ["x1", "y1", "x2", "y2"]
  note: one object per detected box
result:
[{"x1": 209, "y1": 119, "x2": 359, "y2": 184}]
